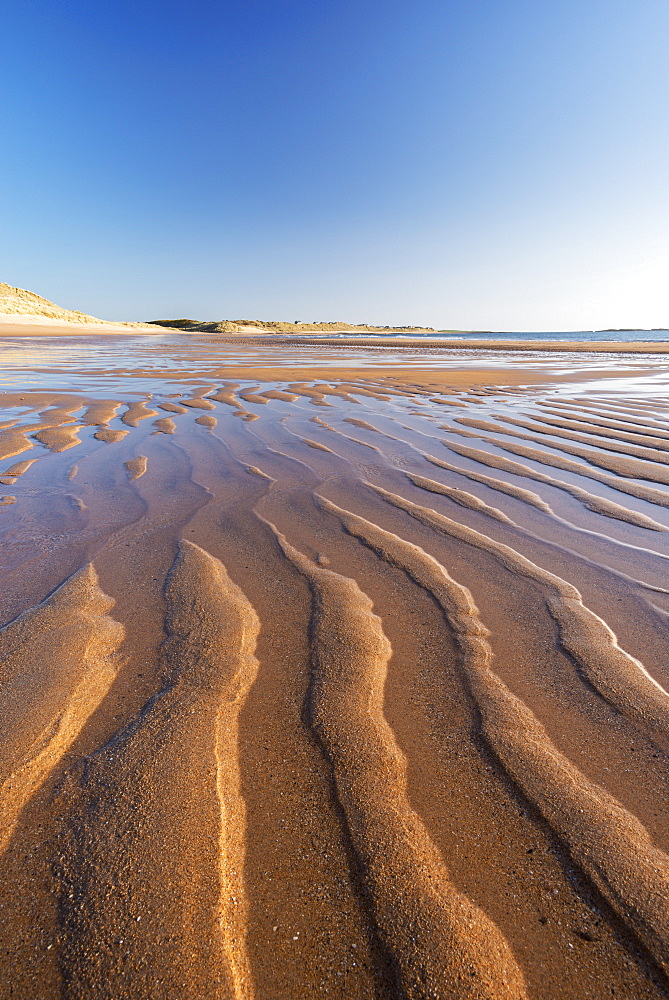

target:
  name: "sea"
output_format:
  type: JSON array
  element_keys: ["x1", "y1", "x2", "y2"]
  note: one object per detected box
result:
[{"x1": 327, "y1": 329, "x2": 669, "y2": 343}]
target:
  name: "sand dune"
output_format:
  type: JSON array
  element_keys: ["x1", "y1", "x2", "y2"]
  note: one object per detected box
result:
[
  {"x1": 1, "y1": 334, "x2": 669, "y2": 999},
  {"x1": 0, "y1": 283, "x2": 165, "y2": 331},
  {"x1": 0, "y1": 282, "x2": 107, "y2": 324}
]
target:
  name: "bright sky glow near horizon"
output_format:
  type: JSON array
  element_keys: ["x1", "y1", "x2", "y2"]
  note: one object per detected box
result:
[{"x1": 2, "y1": 0, "x2": 669, "y2": 331}]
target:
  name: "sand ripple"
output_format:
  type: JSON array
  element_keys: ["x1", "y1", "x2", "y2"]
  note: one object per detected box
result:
[{"x1": 2, "y1": 365, "x2": 669, "y2": 999}]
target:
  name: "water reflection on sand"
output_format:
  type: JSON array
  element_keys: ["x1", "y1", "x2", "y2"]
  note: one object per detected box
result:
[{"x1": 1, "y1": 333, "x2": 668, "y2": 397}]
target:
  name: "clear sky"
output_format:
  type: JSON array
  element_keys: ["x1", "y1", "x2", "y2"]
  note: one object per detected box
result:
[{"x1": 2, "y1": 0, "x2": 668, "y2": 330}]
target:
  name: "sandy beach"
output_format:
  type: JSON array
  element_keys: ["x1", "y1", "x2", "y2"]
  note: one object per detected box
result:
[{"x1": 1, "y1": 327, "x2": 669, "y2": 1000}]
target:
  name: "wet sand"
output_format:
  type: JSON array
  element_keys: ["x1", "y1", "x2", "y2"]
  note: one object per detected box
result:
[
  {"x1": 267, "y1": 335, "x2": 669, "y2": 354},
  {"x1": 1, "y1": 330, "x2": 669, "y2": 999}
]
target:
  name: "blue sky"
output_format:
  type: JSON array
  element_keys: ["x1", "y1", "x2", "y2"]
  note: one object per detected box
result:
[{"x1": 2, "y1": 0, "x2": 668, "y2": 329}]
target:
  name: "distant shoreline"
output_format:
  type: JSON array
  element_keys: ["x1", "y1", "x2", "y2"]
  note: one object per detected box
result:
[
  {"x1": 2, "y1": 316, "x2": 669, "y2": 352},
  {"x1": 211, "y1": 334, "x2": 669, "y2": 354}
]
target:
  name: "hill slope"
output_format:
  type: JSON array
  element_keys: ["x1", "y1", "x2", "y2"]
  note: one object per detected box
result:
[
  {"x1": 1, "y1": 283, "x2": 438, "y2": 334},
  {"x1": 148, "y1": 318, "x2": 437, "y2": 334},
  {"x1": 0, "y1": 283, "x2": 106, "y2": 324}
]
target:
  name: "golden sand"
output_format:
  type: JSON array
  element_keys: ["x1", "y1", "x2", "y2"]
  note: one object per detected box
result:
[{"x1": 1, "y1": 327, "x2": 669, "y2": 999}]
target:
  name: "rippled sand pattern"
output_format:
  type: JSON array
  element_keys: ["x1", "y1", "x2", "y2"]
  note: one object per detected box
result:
[{"x1": 2, "y1": 355, "x2": 669, "y2": 1000}]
